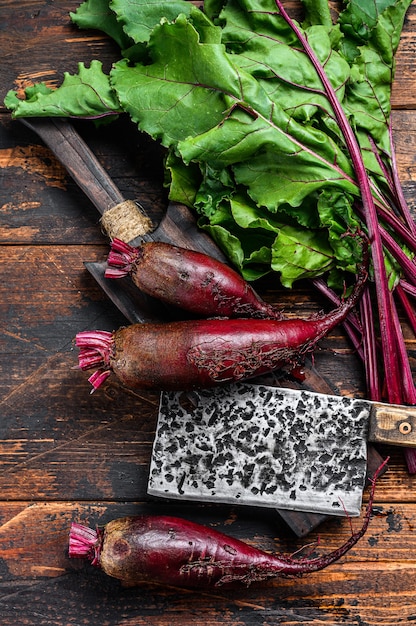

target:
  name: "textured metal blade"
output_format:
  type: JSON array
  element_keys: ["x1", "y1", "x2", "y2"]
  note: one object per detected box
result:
[{"x1": 148, "y1": 382, "x2": 371, "y2": 516}]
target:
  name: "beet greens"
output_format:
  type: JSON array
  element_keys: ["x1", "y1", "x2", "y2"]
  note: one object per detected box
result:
[{"x1": 5, "y1": 0, "x2": 416, "y2": 465}]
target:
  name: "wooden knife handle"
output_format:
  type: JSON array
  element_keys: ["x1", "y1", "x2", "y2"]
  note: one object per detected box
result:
[
  {"x1": 370, "y1": 404, "x2": 416, "y2": 446},
  {"x1": 21, "y1": 118, "x2": 126, "y2": 213}
]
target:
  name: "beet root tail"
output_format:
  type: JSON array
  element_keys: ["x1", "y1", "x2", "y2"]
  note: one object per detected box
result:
[{"x1": 274, "y1": 455, "x2": 388, "y2": 576}]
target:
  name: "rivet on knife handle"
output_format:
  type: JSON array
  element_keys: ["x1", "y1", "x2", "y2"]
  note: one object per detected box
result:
[{"x1": 369, "y1": 404, "x2": 416, "y2": 446}]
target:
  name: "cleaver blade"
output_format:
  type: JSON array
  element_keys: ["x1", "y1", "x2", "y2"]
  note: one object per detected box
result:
[{"x1": 148, "y1": 382, "x2": 416, "y2": 517}]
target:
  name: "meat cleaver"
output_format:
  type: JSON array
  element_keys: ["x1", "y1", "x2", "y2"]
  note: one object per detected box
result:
[
  {"x1": 148, "y1": 382, "x2": 416, "y2": 517},
  {"x1": 20, "y1": 117, "x2": 381, "y2": 534}
]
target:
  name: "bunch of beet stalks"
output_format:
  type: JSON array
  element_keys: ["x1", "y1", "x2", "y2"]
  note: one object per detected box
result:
[
  {"x1": 76, "y1": 239, "x2": 368, "y2": 392},
  {"x1": 69, "y1": 458, "x2": 387, "y2": 588}
]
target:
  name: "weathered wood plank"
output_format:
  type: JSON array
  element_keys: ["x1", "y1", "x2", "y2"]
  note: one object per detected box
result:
[
  {"x1": 392, "y1": 4, "x2": 416, "y2": 109},
  {"x1": 0, "y1": 1, "x2": 120, "y2": 103},
  {"x1": 0, "y1": 501, "x2": 413, "y2": 624},
  {"x1": 391, "y1": 110, "x2": 416, "y2": 200}
]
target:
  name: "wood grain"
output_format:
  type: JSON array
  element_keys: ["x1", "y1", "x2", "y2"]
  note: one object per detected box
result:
[{"x1": 0, "y1": 1, "x2": 416, "y2": 624}]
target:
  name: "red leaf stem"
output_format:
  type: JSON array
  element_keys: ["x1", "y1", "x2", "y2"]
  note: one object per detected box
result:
[{"x1": 275, "y1": 0, "x2": 407, "y2": 404}]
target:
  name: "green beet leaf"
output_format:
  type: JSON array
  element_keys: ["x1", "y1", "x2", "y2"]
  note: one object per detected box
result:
[
  {"x1": 110, "y1": 15, "x2": 233, "y2": 147},
  {"x1": 164, "y1": 151, "x2": 201, "y2": 209},
  {"x1": 5, "y1": 61, "x2": 122, "y2": 119},
  {"x1": 110, "y1": 0, "x2": 194, "y2": 43},
  {"x1": 300, "y1": 0, "x2": 333, "y2": 29},
  {"x1": 271, "y1": 226, "x2": 335, "y2": 287},
  {"x1": 70, "y1": 0, "x2": 134, "y2": 50},
  {"x1": 338, "y1": 0, "x2": 409, "y2": 46},
  {"x1": 218, "y1": 1, "x2": 350, "y2": 123}
]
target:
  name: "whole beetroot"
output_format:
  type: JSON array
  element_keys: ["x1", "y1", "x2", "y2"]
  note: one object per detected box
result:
[
  {"x1": 69, "y1": 458, "x2": 386, "y2": 588},
  {"x1": 105, "y1": 239, "x2": 282, "y2": 319}
]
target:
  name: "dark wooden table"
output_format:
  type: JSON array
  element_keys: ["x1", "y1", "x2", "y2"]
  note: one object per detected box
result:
[{"x1": 1, "y1": 1, "x2": 416, "y2": 624}]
